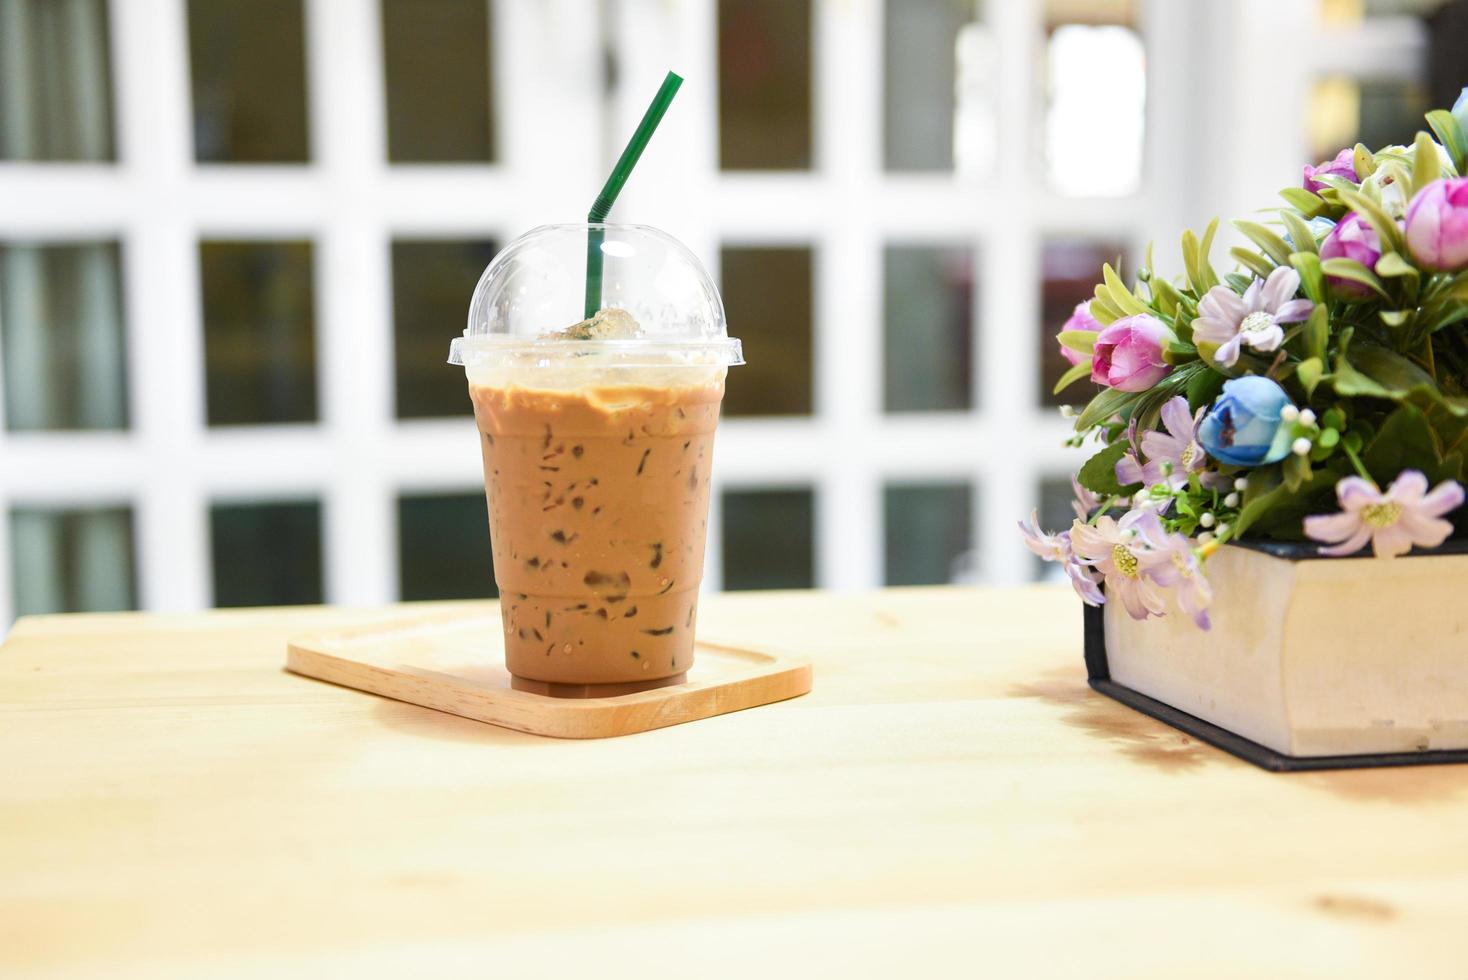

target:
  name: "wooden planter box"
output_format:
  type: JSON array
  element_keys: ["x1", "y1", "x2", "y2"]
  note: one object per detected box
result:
[{"x1": 1085, "y1": 540, "x2": 1468, "y2": 771}]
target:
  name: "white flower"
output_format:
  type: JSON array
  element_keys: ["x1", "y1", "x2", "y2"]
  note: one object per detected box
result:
[{"x1": 1192, "y1": 267, "x2": 1314, "y2": 368}]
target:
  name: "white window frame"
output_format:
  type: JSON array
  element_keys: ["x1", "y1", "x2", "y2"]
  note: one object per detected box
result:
[{"x1": 0, "y1": 0, "x2": 1431, "y2": 626}]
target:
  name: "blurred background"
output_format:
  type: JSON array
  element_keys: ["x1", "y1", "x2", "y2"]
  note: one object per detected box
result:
[{"x1": 1, "y1": 0, "x2": 1466, "y2": 624}]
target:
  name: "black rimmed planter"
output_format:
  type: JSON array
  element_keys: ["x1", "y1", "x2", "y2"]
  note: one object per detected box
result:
[{"x1": 1085, "y1": 538, "x2": 1468, "y2": 771}]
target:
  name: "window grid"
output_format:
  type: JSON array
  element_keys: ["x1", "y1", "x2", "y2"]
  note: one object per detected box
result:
[{"x1": 0, "y1": 0, "x2": 1430, "y2": 623}]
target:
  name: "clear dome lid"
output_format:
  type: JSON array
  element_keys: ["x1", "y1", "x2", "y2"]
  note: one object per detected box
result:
[{"x1": 450, "y1": 222, "x2": 744, "y2": 369}]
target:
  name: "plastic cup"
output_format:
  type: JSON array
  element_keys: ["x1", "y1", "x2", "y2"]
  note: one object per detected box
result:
[{"x1": 450, "y1": 223, "x2": 744, "y2": 697}]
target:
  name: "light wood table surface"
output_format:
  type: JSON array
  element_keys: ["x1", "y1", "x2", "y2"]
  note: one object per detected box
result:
[{"x1": 2, "y1": 587, "x2": 1464, "y2": 978}]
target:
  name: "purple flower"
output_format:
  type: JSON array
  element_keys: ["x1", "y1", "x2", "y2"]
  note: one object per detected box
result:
[
  {"x1": 1192, "y1": 267, "x2": 1313, "y2": 368},
  {"x1": 1129, "y1": 512, "x2": 1213, "y2": 630},
  {"x1": 1405, "y1": 177, "x2": 1468, "y2": 272},
  {"x1": 1018, "y1": 512, "x2": 1104, "y2": 605},
  {"x1": 1116, "y1": 396, "x2": 1208, "y2": 490},
  {"x1": 1319, "y1": 212, "x2": 1383, "y2": 297},
  {"x1": 1057, "y1": 301, "x2": 1101, "y2": 367},
  {"x1": 1090, "y1": 314, "x2": 1173, "y2": 392},
  {"x1": 1070, "y1": 476, "x2": 1099, "y2": 522},
  {"x1": 1068, "y1": 513, "x2": 1169, "y2": 620},
  {"x1": 1302, "y1": 148, "x2": 1357, "y2": 194},
  {"x1": 1304, "y1": 471, "x2": 1464, "y2": 558}
]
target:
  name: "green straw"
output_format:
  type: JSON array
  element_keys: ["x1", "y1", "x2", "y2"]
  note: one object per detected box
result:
[{"x1": 584, "y1": 70, "x2": 684, "y2": 319}]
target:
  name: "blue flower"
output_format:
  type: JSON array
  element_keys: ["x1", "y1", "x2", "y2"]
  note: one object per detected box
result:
[{"x1": 1197, "y1": 376, "x2": 1294, "y2": 468}]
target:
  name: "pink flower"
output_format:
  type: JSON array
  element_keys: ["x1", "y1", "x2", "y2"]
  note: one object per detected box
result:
[
  {"x1": 1319, "y1": 213, "x2": 1383, "y2": 297},
  {"x1": 1057, "y1": 301, "x2": 1101, "y2": 367},
  {"x1": 1405, "y1": 177, "x2": 1468, "y2": 272},
  {"x1": 1192, "y1": 267, "x2": 1313, "y2": 368},
  {"x1": 1018, "y1": 513, "x2": 1104, "y2": 605},
  {"x1": 1303, "y1": 471, "x2": 1464, "y2": 558},
  {"x1": 1302, "y1": 148, "x2": 1357, "y2": 194},
  {"x1": 1090, "y1": 314, "x2": 1173, "y2": 392},
  {"x1": 1069, "y1": 513, "x2": 1169, "y2": 620},
  {"x1": 1116, "y1": 396, "x2": 1208, "y2": 490}
]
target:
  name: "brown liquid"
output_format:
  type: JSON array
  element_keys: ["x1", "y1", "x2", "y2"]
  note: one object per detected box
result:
[{"x1": 470, "y1": 379, "x2": 723, "y2": 693}]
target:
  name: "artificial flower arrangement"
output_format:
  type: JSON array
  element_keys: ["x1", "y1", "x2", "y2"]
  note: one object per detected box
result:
[{"x1": 1025, "y1": 94, "x2": 1468, "y2": 631}]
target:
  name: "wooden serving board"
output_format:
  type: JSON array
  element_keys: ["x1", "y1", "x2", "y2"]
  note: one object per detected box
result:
[{"x1": 285, "y1": 610, "x2": 812, "y2": 738}]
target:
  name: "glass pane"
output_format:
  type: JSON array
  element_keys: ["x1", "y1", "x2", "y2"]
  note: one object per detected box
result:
[
  {"x1": 1038, "y1": 239, "x2": 1125, "y2": 408},
  {"x1": 1033, "y1": 476, "x2": 1077, "y2": 581},
  {"x1": 1043, "y1": 8, "x2": 1144, "y2": 197},
  {"x1": 883, "y1": 244, "x2": 974, "y2": 413},
  {"x1": 0, "y1": 0, "x2": 115, "y2": 161},
  {"x1": 398, "y1": 491, "x2": 498, "y2": 601},
  {"x1": 721, "y1": 488, "x2": 815, "y2": 591},
  {"x1": 884, "y1": 482, "x2": 972, "y2": 586},
  {"x1": 1, "y1": 242, "x2": 127, "y2": 432},
  {"x1": 884, "y1": 0, "x2": 975, "y2": 171},
  {"x1": 381, "y1": 0, "x2": 494, "y2": 163},
  {"x1": 210, "y1": 500, "x2": 322, "y2": 607},
  {"x1": 393, "y1": 239, "x2": 496, "y2": 418},
  {"x1": 188, "y1": 0, "x2": 309, "y2": 163},
  {"x1": 9, "y1": 506, "x2": 135, "y2": 616},
  {"x1": 718, "y1": 0, "x2": 812, "y2": 170},
  {"x1": 720, "y1": 246, "x2": 813, "y2": 417},
  {"x1": 1307, "y1": 76, "x2": 1430, "y2": 162},
  {"x1": 200, "y1": 241, "x2": 317, "y2": 426}
]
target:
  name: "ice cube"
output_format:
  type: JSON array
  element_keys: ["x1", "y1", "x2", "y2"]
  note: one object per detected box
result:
[{"x1": 550, "y1": 307, "x2": 641, "y2": 341}]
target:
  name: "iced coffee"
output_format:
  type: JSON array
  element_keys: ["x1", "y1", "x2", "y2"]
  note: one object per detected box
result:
[{"x1": 451, "y1": 225, "x2": 743, "y2": 696}]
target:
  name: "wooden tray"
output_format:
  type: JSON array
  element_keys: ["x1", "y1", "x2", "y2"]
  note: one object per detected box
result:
[{"x1": 285, "y1": 611, "x2": 812, "y2": 739}]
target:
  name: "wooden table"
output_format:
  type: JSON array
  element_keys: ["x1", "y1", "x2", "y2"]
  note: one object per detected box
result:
[{"x1": 3, "y1": 588, "x2": 1463, "y2": 977}]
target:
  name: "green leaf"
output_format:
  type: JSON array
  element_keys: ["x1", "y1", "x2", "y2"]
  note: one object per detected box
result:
[
  {"x1": 1231, "y1": 247, "x2": 1275, "y2": 280},
  {"x1": 1102, "y1": 262, "x2": 1151, "y2": 317},
  {"x1": 1234, "y1": 220, "x2": 1293, "y2": 266},
  {"x1": 1426, "y1": 109, "x2": 1468, "y2": 176},
  {"x1": 1411, "y1": 130, "x2": 1443, "y2": 196},
  {"x1": 1279, "y1": 209, "x2": 1317, "y2": 256},
  {"x1": 1150, "y1": 275, "x2": 1183, "y2": 317},
  {"x1": 1353, "y1": 142, "x2": 1376, "y2": 179},
  {"x1": 1239, "y1": 460, "x2": 1351, "y2": 540},
  {"x1": 1232, "y1": 465, "x2": 1284, "y2": 540},
  {"x1": 1361, "y1": 404, "x2": 1451, "y2": 484},
  {"x1": 1336, "y1": 186, "x2": 1407, "y2": 254},
  {"x1": 1052, "y1": 359, "x2": 1093, "y2": 395},
  {"x1": 1197, "y1": 218, "x2": 1221, "y2": 292},
  {"x1": 1329, "y1": 347, "x2": 1395, "y2": 400},
  {"x1": 1280, "y1": 187, "x2": 1328, "y2": 218},
  {"x1": 1297, "y1": 356, "x2": 1324, "y2": 396},
  {"x1": 1352, "y1": 343, "x2": 1435, "y2": 393},
  {"x1": 1185, "y1": 364, "x2": 1225, "y2": 411},
  {"x1": 1077, "y1": 441, "x2": 1140, "y2": 497},
  {"x1": 1089, "y1": 284, "x2": 1124, "y2": 324},
  {"x1": 1303, "y1": 302, "x2": 1328, "y2": 361},
  {"x1": 1320, "y1": 257, "x2": 1390, "y2": 299},
  {"x1": 1374, "y1": 251, "x2": 1419, "y2": 282},
  {"x1": 1290, "y1": 252, "x2": 1326, "y2": 304},
  {"x1": 1074, "y1": 386, "x2": 1140, "y2": 433},
  {"x1": 1282, "y1": 451, "x2": 1312, "y2": 492},
  {"x1": 1181, "y1": 229, "x2": 1203, "y2": 295},
  {"x1": 1057, "y1": 329, "x2": 1097, "y2": 357}
]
